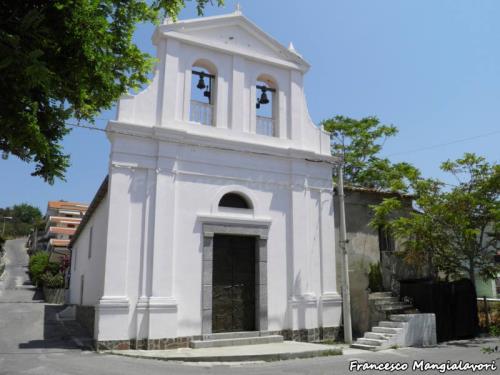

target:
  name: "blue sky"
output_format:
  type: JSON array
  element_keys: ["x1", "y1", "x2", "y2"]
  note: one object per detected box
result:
[{"x1": 1, "y1": 0, "x2": 499, "y2": 211}]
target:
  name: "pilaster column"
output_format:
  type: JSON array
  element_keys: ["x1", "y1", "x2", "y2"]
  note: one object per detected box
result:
[
  {"x1": 231, "y1": 56, "x2": 246, "y2": 132},
  {"x1": 148, "y1": 164, "x2": 178, "y2": 339},
  {"x1": 319, "y1": 189, "x2": 342, "y2": 327}
]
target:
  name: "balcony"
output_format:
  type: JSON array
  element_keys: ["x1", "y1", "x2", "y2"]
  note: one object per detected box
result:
[
  {"x1": 190, "y1": 100, "x2": 213, "y2": 126},
  {"x1": 256, "y1": 116, "x2": 275, "y2": 137}
]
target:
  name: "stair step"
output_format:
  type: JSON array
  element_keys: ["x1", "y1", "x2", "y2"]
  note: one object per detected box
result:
[
  {"x1": 190, "y1": 334, "x2": 283, "y2": 349},
  {"x1": 373, "y1": 297, "x2": 400, "y2": 305},
  {"x1": 372, "y1": 326, "x2": 403, "y2": 334},
  {"x1": 390, "y1": 314, "x2": 413, "y2": 322},
  {"x1": 369, "y1": 292, "x2": 393, "y2": 299},
  {"x1": 356, "y1": 338, "x2": 387, "y2": 346},
  {"x1": 351, "y1": 343, "x2": 379, "y2": 351},
  {"x1": 379, "y1": 321, "x2": 405, "y2": 328},
  {"x1": 365, "y1": 332, "x2": 395, "y2": 340},
  {"x1": 202, "y1": 331, "x2": 263, "y2": 340},
  {"x1": 379, "y1": 304, "x2": 413, "y2": 312}
]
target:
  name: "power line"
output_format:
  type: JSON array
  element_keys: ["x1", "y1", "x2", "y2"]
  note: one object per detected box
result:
[
  {"x1": 66, "y1": 122, "x2": 339, "y2": 165},
  {"x1": 386, "y1": 130, "x2": 500, "y2": 157},
  {"x1": 68, "y1": 121, "x2": 499, "y2": 163}
]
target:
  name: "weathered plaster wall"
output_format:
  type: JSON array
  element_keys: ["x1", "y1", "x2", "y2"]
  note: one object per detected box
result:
[{"x1": 334, "y1": 190, "x2": 416, "y2": 337}]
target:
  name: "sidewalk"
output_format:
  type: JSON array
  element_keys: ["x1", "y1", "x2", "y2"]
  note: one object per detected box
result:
[{"x1": 106, "y1": 341, "x2": 347, "y2": 362}]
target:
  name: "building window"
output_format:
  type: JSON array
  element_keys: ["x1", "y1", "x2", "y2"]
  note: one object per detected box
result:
[
  {"x1": 88, "y1": 226, "x2": 93, "y2": 259},
  {"x1": 190, "y1": 62, "x2": 216, "y2": 126},
  {"x1": 219, "y1": 193, "x2": 251, "y2": 209},
  {"x1": 378, "y1": 226, "x2": 395, "y2": 252},
  {"x1": 256, "y1": 76, "x2": 277, "y2": 137}
]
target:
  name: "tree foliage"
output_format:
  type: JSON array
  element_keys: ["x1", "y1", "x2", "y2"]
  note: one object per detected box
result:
[
  {"x1": 0, "y1": 203, "x2": 42, "y2": 238},
  {"x1": 0, "y1": 0, "x2": 223, "y2": 183},
  {"x1": 372, "y1": 153, "x2": 500, "y2": 284},
  {"x1": 321, "y1": 115, "x2": 419, "y2": 192}
]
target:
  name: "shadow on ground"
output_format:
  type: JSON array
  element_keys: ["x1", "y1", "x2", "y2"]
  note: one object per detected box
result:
[
  {"x1": 442, "y1": 337, "x2": 499, "y2": 348},
  {"x1": 19, "y1": 304, "x2": 93, "y2": 350}
]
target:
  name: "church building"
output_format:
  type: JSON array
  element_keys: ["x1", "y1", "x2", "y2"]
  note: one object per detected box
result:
[{"x1": 69, "y1": 8, "x2": 342, "y2": 350}]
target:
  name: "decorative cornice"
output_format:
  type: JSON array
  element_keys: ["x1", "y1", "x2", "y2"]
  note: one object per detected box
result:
[{"x1": 106, "y1": 121, "x2": 338, "y2": 164}]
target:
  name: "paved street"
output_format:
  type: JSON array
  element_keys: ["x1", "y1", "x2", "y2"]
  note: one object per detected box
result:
[{"x1": 0, "y1": 238, "x2": 499, "y2": 374}]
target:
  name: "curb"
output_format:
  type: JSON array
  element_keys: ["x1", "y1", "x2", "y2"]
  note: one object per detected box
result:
[{"x1": 106, "y1": 348, "x2": 342, "y2": 362}]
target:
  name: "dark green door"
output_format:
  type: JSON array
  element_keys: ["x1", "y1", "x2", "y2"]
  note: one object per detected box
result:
[{"x1": 212, "y1": 235, "x2": 256, "y2": 333}]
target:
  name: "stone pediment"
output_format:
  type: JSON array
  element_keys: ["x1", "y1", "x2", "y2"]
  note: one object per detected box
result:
[{"x1": 157, "y1": 12, "x2": 309, "y2": 71}]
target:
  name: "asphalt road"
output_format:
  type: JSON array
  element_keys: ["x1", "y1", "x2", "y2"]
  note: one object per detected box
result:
[{"x1": 0, "y1": 238, "x2": 499, "y2": 374}]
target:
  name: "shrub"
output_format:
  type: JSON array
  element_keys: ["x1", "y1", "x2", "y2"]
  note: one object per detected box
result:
[
  {"x1": 368, "y1": 262, "x2": 384, "y2": 292},
  {"x1": 46, "y1": 261, "x2": 60, "y2": 275},
  {"x1": 29, "y1": 252, "x2": 49, "y2": 286},
  {"x1": 40, "y1": 272, "x2": 64, "y2": 289}
]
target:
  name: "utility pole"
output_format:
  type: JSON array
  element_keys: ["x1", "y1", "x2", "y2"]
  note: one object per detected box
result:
[{"x1": 337, "y1": 162, "x2": 352, "y2": 344}]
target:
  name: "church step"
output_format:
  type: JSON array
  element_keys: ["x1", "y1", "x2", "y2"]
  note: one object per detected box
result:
[
  {"x1": 390, "y1": 314, "x2": 413, "y2": 322},
  {"x1": 378, "y1": 304, "x2": 413, "y2": 312},
  {"x1": 350, "y1": 343, "x2": 380, "y2": 351},
  {"x1": 355, "y1": 338, "x2": 387, "y2": 346},
  {"x1": 202, "y1": 331, "x2": 264, "y2": 340},
  {"x1": 373, "y1": 297, "x2": 400, "y2": 305},
  {"x1": 364, "y1": 332, "x2": 395, "y2": 340},
  {"x1": 369, "y1": 292, "x2": 393, "y2": 299},
  {"x1": 379, "y1": 321, "x2": 405, "y2": 328},
  {"x1": 372, "y1": 326, "x2": 403, "y2": 334},
  {"x1": 190, "y1": 334, "x2": 283, "y2": 349}
]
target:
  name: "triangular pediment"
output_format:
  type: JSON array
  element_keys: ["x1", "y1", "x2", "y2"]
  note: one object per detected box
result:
[{"x1": 158, "y1": 13, "x2": 309, "y2": 71}]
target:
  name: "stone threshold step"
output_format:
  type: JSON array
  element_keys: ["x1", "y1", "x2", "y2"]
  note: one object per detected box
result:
[
  {"x1": 202, "y1": 331, "x2": 266, "y2": 340},
  {"x1": 190, "y1": 334, "x2": 283, "y2": 349},
  {"x1": 350, "y1": 343, "x2": 380, "y2": 351},
  {"x1": 108, "y1": 342, "x2": 342, "y2": 362}
]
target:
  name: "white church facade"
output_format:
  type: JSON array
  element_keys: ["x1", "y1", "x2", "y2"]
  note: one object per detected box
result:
[{"x1": 69, "y1": 9, "x2": 342, "y2": 350}]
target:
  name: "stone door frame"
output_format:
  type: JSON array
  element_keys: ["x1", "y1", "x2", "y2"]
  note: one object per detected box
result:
[{"x1": 202, "y1": 222, "x2": 269, "y2": 335}]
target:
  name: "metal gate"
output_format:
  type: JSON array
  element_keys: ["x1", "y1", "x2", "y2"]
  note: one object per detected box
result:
[{"x1": 399, "y1": 278, "x2": 479, "y2": 342}]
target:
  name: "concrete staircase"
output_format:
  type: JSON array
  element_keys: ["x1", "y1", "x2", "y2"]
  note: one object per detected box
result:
[
  {"x1": 190, "y1": 331, "x2": 284, "y2": 349},
  {"x1": 370, "y1": 292, "x2": 414, "y2": 314},
  {"x1": 351, "y1": 313, "x2": 437, "y2": 351},
  {"x1": 351, "y1": 314, "x2": 409, "y2": 351}
]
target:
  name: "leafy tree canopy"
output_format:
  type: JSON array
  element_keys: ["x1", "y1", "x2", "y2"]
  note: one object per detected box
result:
[
  {"x1": 0, "y1": 0, "x2": 223, "y2": 184},
  {"x1": 321, "y1": 115, "x2": 419, "y2": 192},
  {"x1": 371, "y1": 153, "x2": 500, "y2": 284},
  {"x1": 1, "y1": 203, "x2": 43, "y2": 238}
]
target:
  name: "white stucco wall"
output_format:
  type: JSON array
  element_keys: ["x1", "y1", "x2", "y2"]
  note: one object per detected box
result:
[
  {"x1": 69, "y1": 195, "x2": 109, "y2": 306},
  {"x1": 93, "y1": 132, "x2": 340, "y2": 341},
  {"x1": 75, "y1": 11, "x2": 341, "y2": 343}
]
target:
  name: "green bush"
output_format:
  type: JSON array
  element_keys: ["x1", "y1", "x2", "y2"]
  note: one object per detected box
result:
[
  {"x1": 46, "y1": 261, "x2": 60, "y2": 274},
  {"x1": 28, "y1": 252, "x2": 49, "y2": 286},
  {"x1": 40, "y1": 272, "x2": 64, "y2": 289},
  {"x1": 0, "y1": 235, "x2": 5, "y2": 248},
  {"x1": 368, "y1": 262, "x2": 384, "y2": 292}
]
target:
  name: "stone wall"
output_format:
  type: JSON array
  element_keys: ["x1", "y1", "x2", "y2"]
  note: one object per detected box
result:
[
  {"x1": 76, "y1": 305, "x2": 95, "y2": 338},
  {"x1": 95, "y1": 326, "x2": 341, "y2": 351}
]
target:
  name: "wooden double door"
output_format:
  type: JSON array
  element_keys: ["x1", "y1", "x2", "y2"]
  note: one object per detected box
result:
[{"x1": 212, "y1": 235, "x2": 256, "y2": 333}]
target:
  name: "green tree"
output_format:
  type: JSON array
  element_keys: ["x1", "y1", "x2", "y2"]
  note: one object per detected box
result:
[
  {"x1": 321, "y1": 115, "x2": 419, "y2": 192},
  {"x1": 0, "y1": 0, "x2": 223, "y2": 183},
  {"x1": 0, "y1": 203, "x2": 42, "y2": 238},
  {"x1": 371, "y1": 153, "x2": 500, "y2": 285}
]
